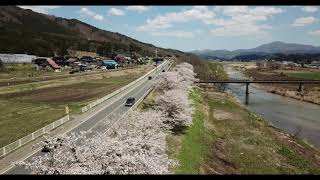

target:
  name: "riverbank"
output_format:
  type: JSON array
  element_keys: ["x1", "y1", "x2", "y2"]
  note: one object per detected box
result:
[
  {"x1": 169, "y1": 85, "x2": 320, "y2": 174},
  {"x1": 138, "y1": 62, "x2": 320, "y2": 174},
  {"x1": 230, "y1": 64, "x2": 320, "y2": 105}
]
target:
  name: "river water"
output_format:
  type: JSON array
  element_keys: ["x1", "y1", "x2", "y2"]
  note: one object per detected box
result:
[{"x1": 224, "y1": 66, "x2": 320, "y2": 148}]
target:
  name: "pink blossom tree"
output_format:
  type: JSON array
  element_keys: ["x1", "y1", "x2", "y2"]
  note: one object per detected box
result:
[{"x1": 20, "y1": 62, "x2": 196, "y2": 174}]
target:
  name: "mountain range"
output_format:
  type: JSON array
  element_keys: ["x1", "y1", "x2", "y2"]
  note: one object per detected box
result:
[
  {"x1": 191, "y1": 41, "x2": 320, "y2": 60},
  {"x1": 0, "y1": 6, "x2": 185, "y2": 57}
]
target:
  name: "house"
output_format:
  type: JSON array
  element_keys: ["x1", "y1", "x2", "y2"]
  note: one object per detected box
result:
[
  {"x1": 52, "y1": 56, "x2": 68, "y2": 66},
  {"x1": 32, "y1": 57, "x2": 61, "y2": 72},
  {"x1": 102, "y1": 59, "x2": 118, "y2": 69},
  {"x1": 80, "y1": 56, "x2": 94, "y2": 64},
  {"x1": 265, "y1": 60, "x2": 282, "y2": 70},
  {"x1": 47, "y1": 58, "x2": 61, "y2": 72},
  {"x1": 33, "y1": 57, "x2": 49, "y2": 70},
  {"x1": 311, "y1": 61, "x2": 320, "y2": 67},
  {"x1": 115, "y1": 54, "x2": 126, "y2": 66}
]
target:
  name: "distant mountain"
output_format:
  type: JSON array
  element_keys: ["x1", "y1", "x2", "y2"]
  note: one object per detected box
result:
[
  {"x1": 191, "y1": 41, "x2": 320, "y2": 60},
  {"x1": 0, "y1": 6, "x2": 185, "y2": 57}
]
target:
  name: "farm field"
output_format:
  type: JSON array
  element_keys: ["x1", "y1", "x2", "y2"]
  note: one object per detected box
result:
[
  {"x1": 0, "y1": 64, "x2": 149, "y2": 87},
  {"x1": 285, "y1": 71, "x2": 320, "y2": 80},
  {"x1": 0, "y1": 65, "x2": 152, "y2": 147}
]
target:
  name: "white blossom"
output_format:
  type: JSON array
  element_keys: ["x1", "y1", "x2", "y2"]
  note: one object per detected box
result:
[{"x1": 21, "y1": 62, "x2": 196, "y2": 174}]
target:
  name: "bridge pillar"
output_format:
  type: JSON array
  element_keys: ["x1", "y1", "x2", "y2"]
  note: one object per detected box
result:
[
  {"x1": 245, "y1": 83, "x2": 250, "y2": 105},
  {"x1": 245, "y1": 83, "x2": 250, "y2": 95}
]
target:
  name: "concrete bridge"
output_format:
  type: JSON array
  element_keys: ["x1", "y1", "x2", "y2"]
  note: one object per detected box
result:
[{"x1": 196, "y1": 80, "x2": 320, "y2": 104}]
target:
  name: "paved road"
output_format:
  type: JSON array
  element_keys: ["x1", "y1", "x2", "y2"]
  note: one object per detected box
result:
[{"x1": 4, "y1": 61, "x2": 171, "y2": 174}]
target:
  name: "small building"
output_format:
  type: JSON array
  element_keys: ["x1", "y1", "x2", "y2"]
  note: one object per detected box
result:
[
  {"x1": 47, "y1": 58, "x2": 61, "y2": 72},
  {"x1": 115, "y1": 54, "x2": 126, "y2": 66},
  {"x1": 0, "y1": 54, "x2": 36, "y2": 64},
  {"x1": 102, "y1": 59, "x2": 118, "y2": 69},
  {"x1": 311, "y1": 61, "x2": 320, "y2": 67},
  {"x1": 33, "y1": 57, "x2": 61, "y2": 72}
]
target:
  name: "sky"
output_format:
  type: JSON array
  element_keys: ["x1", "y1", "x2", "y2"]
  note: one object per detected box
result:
[{"x1": 19, "y1": 6, "x2": 320, "y2": 52}]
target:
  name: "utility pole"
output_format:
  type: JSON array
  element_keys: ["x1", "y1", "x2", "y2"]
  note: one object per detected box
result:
[{"x1": 155, "y1": 49, "x2": 158, "y2": 58}]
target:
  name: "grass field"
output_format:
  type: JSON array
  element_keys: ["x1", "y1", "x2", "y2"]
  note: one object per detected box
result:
[
  {"x1": 0, "y1": 66, "x2": 151, "y2": 148},
  {"x1": 286, "y1": 71, "x2": 320, "y2": 80},
  {"x1": 174, "y1": 88, "x2": 208, "y2": 174},
  {"x1": 0, "y1": 63, "x2": 65, "y2": 79}
]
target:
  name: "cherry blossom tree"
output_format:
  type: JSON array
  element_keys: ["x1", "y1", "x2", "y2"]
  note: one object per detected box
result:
[{"x1": 20, "y1": 62, "x2": 196, "y2": 174}]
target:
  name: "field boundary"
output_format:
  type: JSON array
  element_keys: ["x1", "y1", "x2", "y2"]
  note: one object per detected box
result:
[{"x1": 0, "y1": 114, "x2": 70, "y2": 157}]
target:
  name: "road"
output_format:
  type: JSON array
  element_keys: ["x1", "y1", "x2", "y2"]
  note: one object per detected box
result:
[{"x1": 3, "y1": 61, "x2": 171, "y2": 174}]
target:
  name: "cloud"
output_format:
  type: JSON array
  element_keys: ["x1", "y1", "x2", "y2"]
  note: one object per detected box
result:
[
  {"x1": 137, "y1": 6, "x2": 216, "y2": 31},
  {"x1": 108, "y1": 8, "x2": 126, "y2": 16},
  {"x1": 94, "y1": 14, "x2": 104, "y2": 21},
  {"x1": 150, "y1": 31, "x2": 194, "y2": 38},
  {"x1": 79, "y1": 7, "x2": 104, "y2": 21},
  {"x1": 126, "y1": 6, "x2": 151, "y2": 13},
  {"x1": 301, "y1": 6, "x2": 318, "y2": 12},
  {"x1": 210, "y1": 23, "x2": 269, "y2": 37},
  {"x1": 210, "y1": 6, "x2": 284, "y2": 36},
  {"x1": 292, "y1": 16, "x2": 317, "y2": 27},
  {"x1": 18, "y1": 6, "x2": 61, "y2": 14},
  {"x1": 80, "y1": 8, "x2": 95, "y2": 16},
  {"x1": 309, "y1": 30, "x2": 320, "y2": 36},
  {"x1": 137, "y1": 6, "x2": 284, "y2": 37}
]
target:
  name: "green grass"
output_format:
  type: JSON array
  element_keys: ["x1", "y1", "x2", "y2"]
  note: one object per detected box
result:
[
  {"x1": 286, "y1": 71, "x2": 320, "y2": 80},
  {"x1": 0, "y1": 99, "x2": 65, "y2": 147},
  {"x1": 0, "y1": 63, "x2": 64, "y2": 79},
  {"x1": 175, "y1": 88, "x2": 208, "y2": 174},
  {"x1": 202, "y1": 92, "x2": 320, "y2": 174}
]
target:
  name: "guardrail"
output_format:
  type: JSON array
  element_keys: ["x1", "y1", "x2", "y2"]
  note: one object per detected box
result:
[
  {"x1": 0, "y1": 114, "x2": 70, "y2": 157},
  {"x1": 81, "y1": 60, "x2": 171, "y2": 113},
  {"x1": 0, "y1": 60, "x2": 171, "y2": 158},
  {"x1": 130, "y1": 60, "x2": 173, "y2": 110}
]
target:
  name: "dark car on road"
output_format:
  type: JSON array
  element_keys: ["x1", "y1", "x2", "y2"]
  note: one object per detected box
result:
[{"x1": 125, "y1": 97, "x2": 135, "y2": 106}]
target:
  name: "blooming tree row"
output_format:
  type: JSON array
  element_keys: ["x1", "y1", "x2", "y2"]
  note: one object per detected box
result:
[{"x1": 20, "y1": 62, "x2": 197, "y2": 174}]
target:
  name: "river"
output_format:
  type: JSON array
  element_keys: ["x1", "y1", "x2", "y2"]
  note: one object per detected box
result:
[{"x1": 224, "y1": 65, "x2": 320, "y2": 148}]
